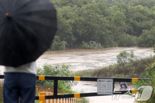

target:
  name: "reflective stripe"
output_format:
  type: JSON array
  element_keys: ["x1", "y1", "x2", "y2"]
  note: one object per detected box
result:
[
  {"x1": 39, "y1": 92, "x2": 46, "y2": 103},
  {"x1": 132, "y1": 78, "x2": 139, "y2": 84},
  {"x1": 74, "y1": 93, "x2": 80, "y2": 98},
  {"x1": 74, "y1": 76, "x2": 80, "y2": 81},
  {"x1": 39, "y1": 75, "x2": 45, "y2": 81},
  {"x1": 131, "y1": 88, "x2": 138, "y2": 94}
]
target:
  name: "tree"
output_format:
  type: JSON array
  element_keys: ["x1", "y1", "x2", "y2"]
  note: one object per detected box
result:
[
  {"x1": 138, "y1": 26, "x2": 155, "y2": 47},
  {"x1": 50, "y1": 0, "x2": 155, "y2": 49}
]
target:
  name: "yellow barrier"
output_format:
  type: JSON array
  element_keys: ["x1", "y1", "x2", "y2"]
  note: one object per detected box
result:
[
  {"x1": 74, "y1": 76, "x2": 80, "y2": 81},
  {"x1": 131, "y1": 88, "x2": 138, "y2": 94},
  {"x1": 74, "y1": 93, "x2": 80, "y2": 98},
  {"x1": 39, "y1": 75, "x2": 45, "y2": 81},
  {"x1": 39, "y1": 92, "x2": 46, "y2": 103},
  {"x1": 132, "y1": 78, "x2": 139, "y2": 84}
]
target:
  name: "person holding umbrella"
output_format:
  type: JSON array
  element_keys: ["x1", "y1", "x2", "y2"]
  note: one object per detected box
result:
[{"x1": 0, "y1": 0, "x2": 57, "y2": 103}]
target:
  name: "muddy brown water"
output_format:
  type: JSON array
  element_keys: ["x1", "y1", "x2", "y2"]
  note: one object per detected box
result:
[
  {"x1": 0, "y1": 47, "x2": 153, "y2": 73},
  {"x1": 36, "y1": 47, "x2": 154, "y2": 71}
]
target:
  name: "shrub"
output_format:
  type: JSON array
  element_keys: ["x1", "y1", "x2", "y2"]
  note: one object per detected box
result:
[
  {"x1": 140, "y1": 62, "x2": 155, "y2": 103},
  {"x1": 51, "y1": 36, "x2": 67, "y2": 50},
  {"x1": 81, "y1": 41, "x2": 102, "y2": 49},
  {"x1": 37, "y1": 64, "x2": 72, "y2": 92},
  {"x1": 117, "y1": 51, "x2": 136, "y2": 65}
]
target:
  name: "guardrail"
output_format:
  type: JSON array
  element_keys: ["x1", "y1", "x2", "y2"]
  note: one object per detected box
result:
[{"x1": 0, "y1": 75, "x2": 149, "y2": 103}]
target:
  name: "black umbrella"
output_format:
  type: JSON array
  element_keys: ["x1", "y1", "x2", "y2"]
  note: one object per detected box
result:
[{"x1": 0, "y1": 0, "x2": 57, "y2": 67}]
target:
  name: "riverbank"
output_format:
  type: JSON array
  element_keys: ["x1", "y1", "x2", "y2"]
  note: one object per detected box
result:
[{"x1": 75, "y1": 56, "x2": 155, "y2": 77}]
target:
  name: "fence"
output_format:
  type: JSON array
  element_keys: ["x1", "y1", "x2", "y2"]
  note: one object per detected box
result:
[
  {"x1": 36, "y1": 85, "x2": 80, "y2": 103},
  {"x1": 0, "y1": 75, "x2": 149, "y2": 103},
  {"x1": 39, "y1": 92, "x2": 77, "y2": 103}
]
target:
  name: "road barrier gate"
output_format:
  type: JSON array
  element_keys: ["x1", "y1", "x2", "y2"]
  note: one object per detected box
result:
[{"x1": 0, "y1": 75, "x2": 149, "y2": 103}]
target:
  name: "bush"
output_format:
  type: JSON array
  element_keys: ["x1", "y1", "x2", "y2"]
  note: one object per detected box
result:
[
  {"x1": 51, "y1": 36, "x2": 67, "y2": 50},
  {"x1": 117, "y1": 51, "x2": 136, "y2": 65},
  {"x1": 81, "y1": 41, "x2": 102, "y2": 49},
  {"x1": 37, "y1": 64, "x2": 72, "y2": 92},
  {"x1": 140, "y1": 62, "x2": 155, "y2": 103}
]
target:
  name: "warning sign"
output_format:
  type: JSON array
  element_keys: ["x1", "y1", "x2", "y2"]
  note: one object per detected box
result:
[{"x1": 97, "y1": 79, "x2": 113, "y2": 95}]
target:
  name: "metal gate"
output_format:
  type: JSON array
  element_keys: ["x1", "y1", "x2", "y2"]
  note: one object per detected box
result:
[{"x1": 0, "y1": 75, "x2": 149, "y2": 103}]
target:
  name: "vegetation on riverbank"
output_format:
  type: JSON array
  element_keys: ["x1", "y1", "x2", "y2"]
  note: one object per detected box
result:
[
  {"x1": 50, "y1": 0, "x2": 155, "y2": 50},
  {"x1": 75, "y1": 52, "x2": 155, "y2": 78},
  {"x1": 137, "y1": 62, "x2": 155, "y2": 103}
]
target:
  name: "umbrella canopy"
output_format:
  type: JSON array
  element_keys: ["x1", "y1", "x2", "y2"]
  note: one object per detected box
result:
[{"x1": 0, "y1": 0, "x2": 57, "y2": 67}]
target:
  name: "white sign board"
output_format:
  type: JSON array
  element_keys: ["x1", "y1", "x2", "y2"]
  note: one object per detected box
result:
[{"x1": 97, "y1": 79, "x2": 113, "y2": 95}]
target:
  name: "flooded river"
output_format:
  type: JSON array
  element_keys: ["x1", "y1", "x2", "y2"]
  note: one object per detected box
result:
[
  {"x1": 0, "y1": 47, "x2": 153, "y2": 73},
  {"x1": 36, "y1": 47, "x2": 154, "y2": 71}
]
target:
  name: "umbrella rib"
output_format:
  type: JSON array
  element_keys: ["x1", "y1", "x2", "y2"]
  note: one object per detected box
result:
[
  {"x1": 15, "y1": 0, "x2": 53, "y2": 13},
  {"x1": 17, "y1": 2, "x2": 54, "y2": 13},
  {"x1": 14, "y1": 0, "x2": 20, "y2": 7},
  {"x1": 14, "y1": 21, "x2": 36, "y2": 39},
  {"x1": 0, "y1": 21, "x2": 4, "y2": 26},
  {"x1": 0, "y1": 8, "x2": 4, "y2": 13},
  {"x1": 0, "y1": 3, "x2": 6, "y2": 12},
  {"x1": 12, "y1": 0, "x2": 19, "y2": 12},
  {"x1": 16, "y1": 17, "x2": 53, "y2": 28},
  {"x1": 17, "y1": 9, "x2": 53, "y2": 14},
  {"x1": 0, "y1": 21, "x2": 6, "y2": 39},
  {"x1": 15, "y1": 0, "x2": 32, "y2": 11}
]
